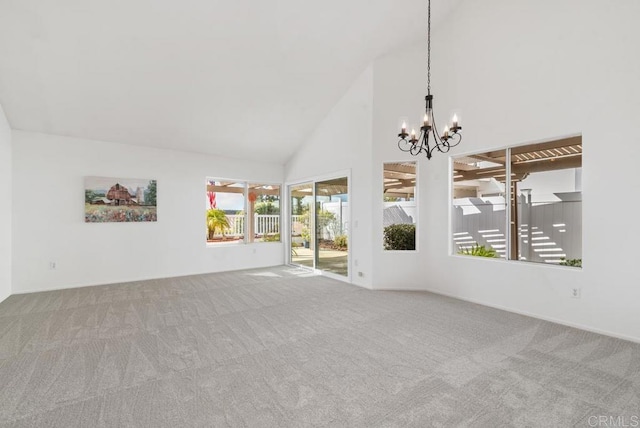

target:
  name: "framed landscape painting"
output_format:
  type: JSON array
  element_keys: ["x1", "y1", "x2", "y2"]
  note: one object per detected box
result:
[{"x1": 85, "y1": 176, "x2": 157, "y2": 223}]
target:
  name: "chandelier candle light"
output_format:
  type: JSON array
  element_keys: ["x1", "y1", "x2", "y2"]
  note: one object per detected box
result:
[{"x1": 397, "y1": 0, "x2": 462, "y2": 159}]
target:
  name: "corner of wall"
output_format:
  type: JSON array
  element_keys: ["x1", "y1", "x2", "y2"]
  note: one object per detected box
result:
[
  {"x1": 284, "y1": 64, "x2": 375, "y2": 289},
  {"x1": 0, "y1": 102, "x2": 12, "y2": 303}
]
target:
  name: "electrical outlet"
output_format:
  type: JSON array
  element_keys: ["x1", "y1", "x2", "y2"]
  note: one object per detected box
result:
[
  {"x1": 570, "y1": 287, "x2": 581, "y2": 299},
  {"x1": 358, "y1": 271, "x2": 364, "y2": 277},
  {"x1": 354, "y1": 259, "x2": 359, "y2": 267},
  {"x1": 49, "y1": 262, "x2": 57, "y2": 270}
]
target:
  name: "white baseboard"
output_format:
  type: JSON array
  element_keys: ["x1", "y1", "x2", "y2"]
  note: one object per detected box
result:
[
  {"x1": 375, "y1": 285, "x2": 640, "y2": 345},
  {"x1": 9, "y1": 270, "x2": 638, "y2": 344},
  {"x1": 11, "y1": 263, "x2": 285, "y2": 295}
]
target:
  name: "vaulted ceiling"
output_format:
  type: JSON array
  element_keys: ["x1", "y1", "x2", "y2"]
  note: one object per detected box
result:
[{"x1": 0, "y1": 0, "x2": 460, "y2": 163}]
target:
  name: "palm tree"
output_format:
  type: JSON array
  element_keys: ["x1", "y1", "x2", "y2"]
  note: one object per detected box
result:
[{"x1": 207, "y1": 209, "x2": 230, "y2": 240}]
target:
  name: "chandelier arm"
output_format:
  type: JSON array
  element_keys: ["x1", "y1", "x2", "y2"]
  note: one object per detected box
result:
[
  {"x1": 422, "y1": 131, "x2": 434, "y2": 159},
  {"x1": 432, "y1": 131, "x2": 450, "y2": 154},
  {"x1": 397, "y1": 138, "x2": 413, "y2": 152},
  {"x1": 410, "y1": 129, "x2": 427, "y2": 156},
  {"x1": 410, "y1": 142, "x2": 423, "y2": 156},
  {"x1": 428, "y1": 109, "x2": 448, "y2": 152},
  {"x1": 397, "y1": 127, "x2": 461, "y2": 159},
  {"x1": 446, "y1": 133, "x2": 462, "y2": 148}
]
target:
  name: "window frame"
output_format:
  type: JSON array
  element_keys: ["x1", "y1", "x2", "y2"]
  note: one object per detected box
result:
[
  {"x1": 449, "y1": 134, "x2": 582, "y2": 268},
  {"x1": 206, "y1": 177, "x2": 282, "y2": 246},
  {"x1": 382, "y1": 160, "x2": 419, "y2": 252},
  {"x1": 247, "y1": 182, "x2": 282, "y2": 244}
]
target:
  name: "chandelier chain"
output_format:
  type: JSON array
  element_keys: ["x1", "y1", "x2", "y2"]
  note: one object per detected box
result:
[
  {"x1": 427, "y1": 0, "x2": 431, "y2": 95},
  {"x1": 396, "y1": 0, "x2": 461, "y2": 160}
]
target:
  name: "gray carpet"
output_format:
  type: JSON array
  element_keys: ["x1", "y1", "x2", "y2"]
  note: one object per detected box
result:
[{"x1": 0, "y1": 266, "x2": 638, "y2": 427}]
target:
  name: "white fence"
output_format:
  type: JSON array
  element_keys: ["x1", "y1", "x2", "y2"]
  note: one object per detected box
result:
[
  {"x1": 289, "y1": 207, "x2": 348, "y2": 240},
  {"x1": 255, "y1": 215, "x2": 280, "y2": 235},
  {"x1": 318, "y1": 201, "x2": 348, "y2": 240},
  {"x1": 226, "y1": 215, "x2": 245, "y2": 236},
  {"x1": 211, "y1": 214, "x2": 280, "y2": 237},
  {"x1": 290, "y1": 215, "x2": 308, "y2": 237},
  {"x1": 452, "y1": 194, "x2": 582, "y2": 263},
  {"x1": 291, "y1": 215, "x2": 307, "y2": 227}
]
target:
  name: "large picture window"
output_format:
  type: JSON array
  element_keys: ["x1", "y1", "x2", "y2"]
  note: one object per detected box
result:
[
  {"x1": 206, "y1": 179, "x2": 281, "y2": 244},
  {"x1": 452, "y1": 136, "x2": 582, "y2": 267}
]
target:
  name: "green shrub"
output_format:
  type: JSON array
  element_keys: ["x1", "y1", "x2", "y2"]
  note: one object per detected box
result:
[
  {"x1": 206, "y1": 209, "x2": 230, "y2": 240},
  {"x1": 458, "y1": 244, "x2": 497, "y2": 258},
  {"x1": 262, "y1": 233, "x2": 280, "y2": 242},
  {"x1": 559, "y1": 258, "x2": 582, "y2": 267},
  {"x1": 334, "y1": 234, "x2": 348, "y2": 250},
  {"x1": 383, "y1": 224, "x2": 416, "y2": 250},
  {"x1": 301, "y1": 227, "x2": 311, "y2": 242}
]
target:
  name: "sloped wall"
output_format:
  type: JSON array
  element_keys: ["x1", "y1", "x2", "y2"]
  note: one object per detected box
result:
[
  {"x1": 0, "y1": 103, "x2": 11, "y2": 302},
  {"x1": 285, "y1": 66, "x2": 374, "y2": 288}
]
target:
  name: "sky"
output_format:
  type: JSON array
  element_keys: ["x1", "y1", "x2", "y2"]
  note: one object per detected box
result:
[
  {"x1": 85, "y1": 176, "x2": 153, "y2": 194},
  {"x1": 209, "y1": 192, "x2": 244, "y2": 211}
]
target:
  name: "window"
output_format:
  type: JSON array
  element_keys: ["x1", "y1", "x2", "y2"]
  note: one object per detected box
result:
[
  {"x1": 452, "y1": 136, "x2": 582, "y2": 267},
  {"x1": 206, "y1": 179, "x2": 281, "y2": 244},
  {"x1": 452, "y1": 150, "x2": 507, "y2": 258},
  {"x1": 383, "y1": 162, "x2": 417, "y2": 251},
  {"x1": 248, "y1": 184, "x2": 281, "y2": 242},
  {"x1": 510, "y1": 139, "x2": 582, "y2": 266}
]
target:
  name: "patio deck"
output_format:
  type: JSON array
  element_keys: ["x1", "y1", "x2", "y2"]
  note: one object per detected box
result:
[{"x1": 291, "y1": 247, "x2": 348, "y2": 277}]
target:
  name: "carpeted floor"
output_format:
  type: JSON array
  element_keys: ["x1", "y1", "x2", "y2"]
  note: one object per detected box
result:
[{"x1": 0, "y1": 266, "x2": 638, "y2": 427}]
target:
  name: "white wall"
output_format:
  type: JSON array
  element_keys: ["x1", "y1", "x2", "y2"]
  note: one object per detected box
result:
[
  {"x1": 372, "y1": 45, "x2": 430, "y2": 290},
  {"x1": 12, "y1": 131, "x2": 284, "y2": 293},
  {"x1": 372, "y1": 0, "x2": 640, "y2": 341},
  {"x1": 285, "y1": 65, "x2": 374, "y2": 288},
  {"x1": 6, "y1": 0, "x2": 640, "y2": 342},
  {"x1": 0, "y1": 104, "x2": 11, "y2": 302}
]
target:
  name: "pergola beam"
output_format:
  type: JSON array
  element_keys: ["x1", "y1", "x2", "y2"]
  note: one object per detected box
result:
[
  {"x1": 454, "y1": 155, "x2": 581, "y2": 182},
  {"x1": 383, "y1": 164, "x2": 417, "y2": 175},
  {"x1": 469, "y1": 153, "x2": 506, "y2": 165},
  {"x1": 206, "y1": 185, "x2": 281, "y2": 196}
]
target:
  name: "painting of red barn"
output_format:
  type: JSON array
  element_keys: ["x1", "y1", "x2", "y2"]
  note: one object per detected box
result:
[{"x1": 85, "y1": 177, "x2": 157, "y2": 223}]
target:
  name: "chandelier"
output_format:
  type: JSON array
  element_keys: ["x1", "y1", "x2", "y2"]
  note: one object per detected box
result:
[{"x1": 397, "y1": 0, "x2": 462, "y2": 159}]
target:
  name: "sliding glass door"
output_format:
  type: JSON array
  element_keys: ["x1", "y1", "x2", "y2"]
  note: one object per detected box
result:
[
  {"x1": 315, "y1": 177, "x2": 349, "y2": 277},
  {"x1": 289, "y1": 176, "x2": 349, "y2": 278},
  {"x1": 290, "y1": 182, "x2": 314, "y2": 268}
]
